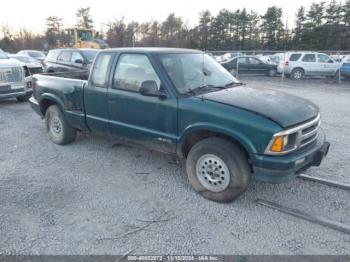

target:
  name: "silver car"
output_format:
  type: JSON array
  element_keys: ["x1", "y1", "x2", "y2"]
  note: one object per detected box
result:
[
  {"x1": 277, "y1": 52, "x2": 340, "y2": 79},
  {"x1": 0, "y1": 50, "x2": 32, "y2": 102}
]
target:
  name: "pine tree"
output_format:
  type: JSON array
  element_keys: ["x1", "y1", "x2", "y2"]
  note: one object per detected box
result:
[
  {"x1": 261, "y1": 6, "x2": 284, "y2": 49},
  {"x1": 76, "y1": 7, "x2": 94, "y2": 30},
  {"x1": 198, "y1": 10, "x2": 212, "y2": 50}
]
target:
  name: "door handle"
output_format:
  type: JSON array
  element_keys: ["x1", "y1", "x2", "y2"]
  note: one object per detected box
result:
[{"x1": 108, "y1": 96, "x2": 118, "y2": 102}]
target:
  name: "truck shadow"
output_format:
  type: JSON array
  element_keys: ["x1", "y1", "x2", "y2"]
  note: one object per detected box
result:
[{"x1": 71, "y1": 131, "x2": 344, "y2": 211}]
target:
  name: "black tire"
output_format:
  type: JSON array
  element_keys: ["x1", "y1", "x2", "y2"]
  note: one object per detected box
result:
[
  {"x1": 333, "y1": 70, "x2": 340, "y2": 80},
  {"x1": 291, "y1": 68, "x2": 304, "y2": 80},
  {"x1": 186, "y1": 137, "x2": 251, "y2": 203},
  {"x1": 45, "y1": 105, "x2": 77, "y2": 145},
  {"x1": 267, "y1": 68, "x2": 277, "y2": 77},
  {"x1": 16, "y1": 93, "x2": 31, "y2": 102}
]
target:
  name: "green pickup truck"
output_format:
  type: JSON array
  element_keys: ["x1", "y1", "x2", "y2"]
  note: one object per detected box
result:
[{"x1": 29, "y1": 48, "x2": 330, "y2": 202}]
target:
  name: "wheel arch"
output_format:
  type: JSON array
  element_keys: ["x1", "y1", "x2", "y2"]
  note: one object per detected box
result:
[
  {"x1": 292, "y1": 67, "x2": 305, "y2": 73},
  {"x1": 39, "y1": 93, "x2": 65, "y2": 116},
  {"x1": 177, "y1": 124, "x2": 256, "y2": 159}
]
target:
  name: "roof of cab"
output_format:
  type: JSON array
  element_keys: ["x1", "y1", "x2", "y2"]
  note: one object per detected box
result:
[{"x1": 100, "y1": 47, "x2": 203, "y2": 54}]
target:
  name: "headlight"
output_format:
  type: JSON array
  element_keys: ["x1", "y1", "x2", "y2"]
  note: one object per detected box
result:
[
  {"x1": 266, "y1": 133, "x2": 298, "y2": 154},
  {"x1": 265, "y1": 114, "x2": 321, "y2": 155}
]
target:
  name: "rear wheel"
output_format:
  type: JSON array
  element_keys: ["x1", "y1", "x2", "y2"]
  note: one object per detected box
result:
[
  {"x1": 186, "y1": 137, "x2": 251, "y2": 202},
  {"x1": 291, "y1": 68, "x2": 304, "y2": 80},
  {"x1": 45, "y1": 105, "x2": 77, "y2": 145}
]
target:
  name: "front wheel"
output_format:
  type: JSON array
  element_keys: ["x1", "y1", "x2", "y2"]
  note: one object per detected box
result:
[
  {"x1": 268, "y1": 69, "x2": 277, "y2": 77},
  {"x1": 291, "y1": 68, "x2": 304, "y2": 80},
  {"x1": 16, "y1": 93, "x2": 31, "y2": 102},
  {"x1": 45, "y1": 105, "x2": 77, "y2": 145},
  {"x1": 186, "y1": 137, "x2": 251, "y2": 202}
]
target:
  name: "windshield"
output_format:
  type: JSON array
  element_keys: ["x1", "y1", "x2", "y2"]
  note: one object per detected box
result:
[
  {"x1": 160, "y1": 53, "x2": 239, "y2": 94},
  {"x1": 82, "y1": 50, "x2": 98, "y2": 62},
  {"x1": 12, "y1": 56, "x2": 37, "y2": 63},
  {"x1": 28, "y1": 51, "x2": 45, "y2": 58}
]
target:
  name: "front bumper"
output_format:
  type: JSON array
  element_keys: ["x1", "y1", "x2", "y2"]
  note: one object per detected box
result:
[
  {"x1": 252, "y1": 128, "x2": 330, "y2": 183},
  {"x1": 0, "y1": 86, "x2": 32, "y2": 99}
]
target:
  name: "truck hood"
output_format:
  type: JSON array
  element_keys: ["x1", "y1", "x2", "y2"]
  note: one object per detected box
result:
[
  {"x1": 0, "y1": 59, "x2": 22, "y2": 68},
  {"x1": 199, "y1": 86, "x2": 319, "y2": 128}
]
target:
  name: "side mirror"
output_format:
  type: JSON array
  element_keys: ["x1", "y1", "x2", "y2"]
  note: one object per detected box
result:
[
  {"x1": 328, "y1": 60, "x2": 334, "y2": 63},
  {"x1": 75, "y1": 59, "x2": 83, "y2": 64},
  {"x1": 140, "y1": 80, "x2": 167, "y2": 98}
]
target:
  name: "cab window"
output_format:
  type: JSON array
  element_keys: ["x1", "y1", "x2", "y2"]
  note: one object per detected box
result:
[
  {"x1": 91, "y1": 53, "x2": 113, "y2": 87},
  {"x1": 113, "y1": 54, "x2": 161, "y2": 92}
]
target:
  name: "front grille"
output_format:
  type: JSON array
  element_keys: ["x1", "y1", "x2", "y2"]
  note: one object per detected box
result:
[
  {"x1": 29, "y1": 67, "x2": 43, "y2": 75},
  {"x1": 0, "y1": 67, "x2": 24, "y2": 84},
  {"x1": 299, "y1": 117, "x2": 320, "y2": 148}
]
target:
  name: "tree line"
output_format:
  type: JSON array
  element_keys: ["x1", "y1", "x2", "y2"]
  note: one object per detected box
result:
[{"x1": 1, "y1": 1, "x2": 350, "y2": 53}]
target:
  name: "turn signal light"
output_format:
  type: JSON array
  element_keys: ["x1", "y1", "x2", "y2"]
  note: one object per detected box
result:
[{"x1": 270, "y1": 136, "x2": 285, "y2": 152}]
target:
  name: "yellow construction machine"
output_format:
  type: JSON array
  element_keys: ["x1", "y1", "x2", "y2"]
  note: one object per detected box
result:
[{"x1": 58, "y1": 28, "x2": 109, "y2": 49}]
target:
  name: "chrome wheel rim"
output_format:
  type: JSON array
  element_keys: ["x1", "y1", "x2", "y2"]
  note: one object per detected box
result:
[
  {"x1": 293, "y1": 70, "x2": 302, "y2": 79},
  {"x1": 196, "y1": 154, "x2": 230, "y2": 192},
  {"x1": 50, "y1": 115, "x2": 62, "y2": 136}
]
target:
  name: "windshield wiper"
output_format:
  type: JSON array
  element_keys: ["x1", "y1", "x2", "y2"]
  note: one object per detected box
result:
[
  {"x1": 188, "y1": 84, "x2": 227, "y2": 93},
  {"x1": 186, "y1": 82, "x2": 244, "y2": 95}
]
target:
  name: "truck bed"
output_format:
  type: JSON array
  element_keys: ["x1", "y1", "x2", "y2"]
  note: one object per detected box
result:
[
  {"x1": 32, "y1": 71, "x2": 88, "y2": 131},
  {"x1": 39, "y1": 70, "x2": 89, "y2": 80}
]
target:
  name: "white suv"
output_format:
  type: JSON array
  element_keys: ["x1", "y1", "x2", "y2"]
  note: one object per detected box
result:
[{"x1": 277, "y1": 52, "x2": 341, "y2": 79}]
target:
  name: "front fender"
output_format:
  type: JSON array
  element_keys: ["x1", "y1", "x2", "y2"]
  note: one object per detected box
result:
[{"x1": 177, "y1": 122, "x2": 257, "y2": 158}]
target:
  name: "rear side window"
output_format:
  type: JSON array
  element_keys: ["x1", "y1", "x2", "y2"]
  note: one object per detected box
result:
[
  {"x1": 58, "y1": 51, "x2": 71, "y2": 62},
  {"x1": 91, "y1": 53, "x2": 113, "y2": 87},
  {"x1": 289, "y1": 53, "x2": 302, "y2": 61},
  {"x1": 71, "y1": 52, "x2": 84, "y2": 63},
  {"x1": 237, "y1": 57, "x2": 247, "y2": 64},
  {"x1": 46, "y1": 50, "x2": 60, "y2": 61},
  {"x1": 248, "y1": 57, "x2": 261, "y2": 64},
  {"x1": 302, "y1": 54, "x2": 316, "y2": 62}
]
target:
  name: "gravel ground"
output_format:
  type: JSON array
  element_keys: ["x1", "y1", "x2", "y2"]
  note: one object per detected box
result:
[{"x1": 0, "y1": 77, "x2": 349, "y2": 255}]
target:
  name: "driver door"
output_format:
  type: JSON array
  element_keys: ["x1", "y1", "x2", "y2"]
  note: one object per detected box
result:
[
  {"x1": 247, "y1": 57, "x2": 266, "y2": 74},
  {"x1": 107, "y1": 53, "x2": 178, "y2": 153}
]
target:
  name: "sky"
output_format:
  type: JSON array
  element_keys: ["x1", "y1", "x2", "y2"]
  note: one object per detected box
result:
[{"x1": 0, "y1": 0, "x2": 323, "y2": 35}]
